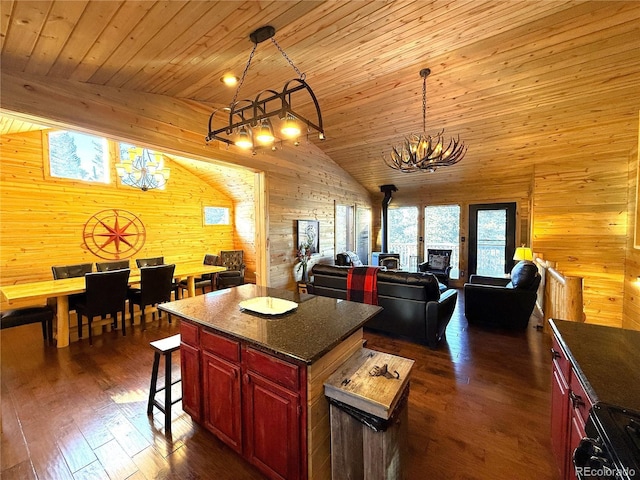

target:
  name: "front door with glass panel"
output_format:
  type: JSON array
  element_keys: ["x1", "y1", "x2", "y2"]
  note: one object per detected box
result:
[{"x1": 468, "y1": 203, "x2": 516, "y2": 276}]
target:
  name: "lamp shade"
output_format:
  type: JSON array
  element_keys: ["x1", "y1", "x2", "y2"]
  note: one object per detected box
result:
[{"x1": 513, "y1": 247, "x2": 533, "y2": 261}]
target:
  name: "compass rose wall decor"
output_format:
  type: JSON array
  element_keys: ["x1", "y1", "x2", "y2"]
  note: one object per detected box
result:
[{"x1": 83, "y1": 209, "x2": 146, "y2": 260}]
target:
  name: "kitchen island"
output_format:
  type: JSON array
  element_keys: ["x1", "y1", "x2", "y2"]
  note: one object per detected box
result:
[
  {"x1": 548, "y1": 319, "x2": 640, "y2": 480},
  {"x1": 158, "y1": 284, "x2": 383, "y2": 480}
]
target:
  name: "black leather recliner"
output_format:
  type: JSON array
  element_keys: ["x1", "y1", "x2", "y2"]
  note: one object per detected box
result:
[
  {"x1": 463, "y1": 260, "x2": 541, "y2": 330},
  {"x1": 310, "y1": 264, "x2": 457, "y2": 349},
  {"x1": 335, "y1": 251, "x2": 363, "y2": 266},
  {"x1": 418, "y1": 249, "x2": 452, "y2": 286}
]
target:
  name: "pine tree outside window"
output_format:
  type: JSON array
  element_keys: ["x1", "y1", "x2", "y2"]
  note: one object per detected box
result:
[{"x1": 48, "y1": 130, "x2": 109, "y2": 183}]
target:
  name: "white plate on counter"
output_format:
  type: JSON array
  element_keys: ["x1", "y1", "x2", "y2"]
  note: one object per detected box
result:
[{"x1": 239, "y1": 296, "x2": 298, "y2": 315}]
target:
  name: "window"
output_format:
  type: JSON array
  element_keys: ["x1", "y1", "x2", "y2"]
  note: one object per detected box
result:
[
  {"x1": 335, "y1": 204, "x2": 355, "y2": 254},
  {"x1": 355, "y1": 207, "x2": 371, "y2": 265},
  {"x1": 424, "y1": 205, "x2": 461, "y2": 278},
  {"x1": 117, "y1": 142, "x2": 168, "y2": 190},
  {"x1": 388, "y1": 206, "x2": 419, "y2": 270},
  {"x1": 47, "y1": 130, "x2": 109, "y2": 183},
  {"x1": 204, "y1": 206, "x2": 230, "y2": 225}
]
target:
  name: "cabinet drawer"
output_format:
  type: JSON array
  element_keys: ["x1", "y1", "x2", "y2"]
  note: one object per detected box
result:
[
  {"x1": 202, "y1": 329, "x2": 240, "y2": 363},
  {"x1": 551, "y1": 334, "x2": 570, "y2": 382},
  {"x1": 244, "y1": 347, "x2": 299, "y2": 391},
  {"x1": 180, "y1": 321, "x2": 199, "y2": 347},
  {"x1": 569, "y1": 369, "x2": 593, "y2": 424}
]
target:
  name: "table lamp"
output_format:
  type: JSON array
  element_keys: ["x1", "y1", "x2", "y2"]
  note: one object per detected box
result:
[{"x1": 513, "y1": 246, "x2": 534, "y2": 261}]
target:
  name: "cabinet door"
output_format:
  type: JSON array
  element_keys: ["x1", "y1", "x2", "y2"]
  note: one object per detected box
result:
[
  {"x1": 244, "y1": 372, "x2": 301, "y2": 480},
  {"x1": 202, "y1": 351, "x2": 242, "y2": 453},
  {"x1": 567, "y1": 409, "x2": 586, "y2": 480},
  {"x1": 551, "y1": 363, "x2": 570, "y2": 480},
  {"x1": 180, "y1": 342, "x2": 201, "y2": 422}
]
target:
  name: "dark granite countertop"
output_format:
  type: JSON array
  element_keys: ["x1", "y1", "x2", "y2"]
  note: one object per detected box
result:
[
  {"x1": 549, "y1": 319, "x2": 640, "y2": 411},
  {"x1": 158, "y1": 284, "x2": 382, "y2": 365}
]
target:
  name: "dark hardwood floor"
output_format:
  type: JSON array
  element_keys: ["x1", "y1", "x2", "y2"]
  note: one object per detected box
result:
[{"x1": 1, "y1": 292, "x2": 559, "y2": 480}]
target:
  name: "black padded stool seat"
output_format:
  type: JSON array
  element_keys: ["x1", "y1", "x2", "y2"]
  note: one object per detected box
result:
[
  {"x1": 1, "y1": 306, "x2": 54, "y2": 343},
  {"x1": 147, "y1": 334, "x2": 182, "y2": 432}
]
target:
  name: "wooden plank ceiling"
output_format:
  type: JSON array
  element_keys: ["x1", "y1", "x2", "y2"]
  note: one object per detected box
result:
[{"x1": 1, "y1": 1, "x2": 639, "y2": 196}]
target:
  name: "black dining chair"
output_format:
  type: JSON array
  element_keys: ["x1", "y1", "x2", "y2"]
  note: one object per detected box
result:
[
  {"x1": 136, "y1": 257, "x2": 179, "y2": 300},
  {"x1": 51, "y1": 262, "x2": 93, "y2": 313},
  {"x1": 96, "y1": 259, "x2": 130, "y2": 272},
  {"x1": 74, "y1": 269, "x2": 131, "y2": 345},
  {"x1": 178, "y1": 254, "x2": 219, "y2": 297},
  {"x1": 135, "y1": 257, "x2": 164, "y2": 268},
  {"x1": 128, "y1": 264, "x2": 176, "y2": 330}
]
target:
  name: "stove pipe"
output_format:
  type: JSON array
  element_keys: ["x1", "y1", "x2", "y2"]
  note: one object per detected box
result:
[{"x1": 380, "y1": 184, "x2": 397, "y2": 253}]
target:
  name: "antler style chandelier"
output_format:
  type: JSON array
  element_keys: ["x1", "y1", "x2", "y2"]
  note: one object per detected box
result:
[
  {"x1": 206, "y1": 26, "x2": 325, "y2": 152},
  {"x1": 116, "y1": 147, "x2": 170, "y2": 192},
  {"x1": 384, "y1": 68, "x2": 466, "y2": 173}
]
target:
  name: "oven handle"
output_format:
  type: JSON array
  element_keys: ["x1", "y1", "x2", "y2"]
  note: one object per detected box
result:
[{"x1": 573, "y1": 437, "x2": 613, "y2": 480}]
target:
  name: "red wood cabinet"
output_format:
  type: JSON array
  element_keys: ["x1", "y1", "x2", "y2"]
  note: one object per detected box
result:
[
  {"x1": 550, "y1": 332, "x2": 594, "y2": 480},
  {"x1": 180, "y1": 322, "x2": 201, "y2": 422},
  {"x1": 179, "y1": 322, "x2": 305, "y2": 480},
  {"x1": 202, "y1": 351, "x2": 243, "y2": 453},
  {"x1": 244, "y1": 371, "x2": 301, "y2": 480},
  {"x1": 551, "y1": 358, "x2": 570, "y2": 479}
]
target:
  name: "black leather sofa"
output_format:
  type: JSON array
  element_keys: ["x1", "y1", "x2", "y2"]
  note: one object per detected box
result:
[
  {"x1": 463, "y1": 260, "x2": 541, "y2": 330},
  {"x1": 310, "y1": 264, "x2": 458, "y2": 349}
]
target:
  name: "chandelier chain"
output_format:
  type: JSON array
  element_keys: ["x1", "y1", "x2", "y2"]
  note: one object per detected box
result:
[
  {"x1": 231, "y1": 43, "x2": 258, "y2": 107},
  {"x1": 422, "y1": 73, "x2": 427, "y2": 133},
  {"x1": 206, "y1": 26, "x2": 325, "y2": 148},
  {"x1": 271, "y1": 38, "x2": 306, "y2": 81}
]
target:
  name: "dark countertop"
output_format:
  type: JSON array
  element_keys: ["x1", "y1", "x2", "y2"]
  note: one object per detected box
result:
[
  {"x1": 158, "y1": 284, "x2": 382, "y2": 365},
  {"x1": 549, "y1": 319, "x2": 640, "y2": 411}
]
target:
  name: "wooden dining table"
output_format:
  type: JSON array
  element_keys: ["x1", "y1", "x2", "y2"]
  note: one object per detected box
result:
[{"x1": 0, "y1": 262, "x2": 227, "y2": 348}]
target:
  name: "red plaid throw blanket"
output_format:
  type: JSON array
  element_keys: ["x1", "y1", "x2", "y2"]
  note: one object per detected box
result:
[{"x1": 347, "y1": 267, "x2": 379, "y2": 305}]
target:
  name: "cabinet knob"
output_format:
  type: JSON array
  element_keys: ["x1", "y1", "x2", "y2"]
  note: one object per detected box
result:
[{"x1": 569, "y1": 390, "x2": 585, "y2": 408}]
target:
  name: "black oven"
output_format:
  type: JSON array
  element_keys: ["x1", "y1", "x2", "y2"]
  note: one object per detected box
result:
[{"x1": 574, "y1": 403, "x2": 640, "y2": 480}]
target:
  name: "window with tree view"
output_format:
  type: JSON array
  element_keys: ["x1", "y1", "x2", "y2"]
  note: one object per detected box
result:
[
  {"x1": 388, "y1": 206, "x2": 418, "y2": 270},
  {"x1": 204, "y1": 207, "x2": 230, "y2": 225},
  {"x1": 48, "y1": 130, "x2": 109, "y2": 183},
  {"x1": 424, "y1": 205, "x2": 460, "y2": 279}
]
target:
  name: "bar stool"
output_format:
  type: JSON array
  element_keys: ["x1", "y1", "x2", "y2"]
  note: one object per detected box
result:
[{"x1": 147, "y1": 334, "x2": 182, "y2": 431}]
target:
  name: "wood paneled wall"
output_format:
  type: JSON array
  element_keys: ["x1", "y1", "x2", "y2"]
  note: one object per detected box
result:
[
  {"x1": 533, "y1": 157, "x2": 630, "y2": 328},
  {"x1": 168, "y1": 157, "x2": 258, "y2": 285},
  {"x1": 0, "y1": 130, "x2": 244, "y2": 308},
  {"x1": 623, "y1": 138, "x2": 640, "y2": 331},
  {"x1": 263, "y1": 138, "x2": 374, "y2": 287},
  {"x1": 0, "y1": 71, "x2": 371, "y2": 293}
]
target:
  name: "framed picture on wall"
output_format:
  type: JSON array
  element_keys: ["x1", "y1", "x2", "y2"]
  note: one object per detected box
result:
[{"x1": 297, "y1": 220, "x2": 319, "y2": 254}]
